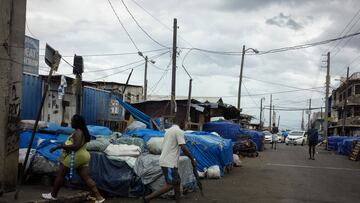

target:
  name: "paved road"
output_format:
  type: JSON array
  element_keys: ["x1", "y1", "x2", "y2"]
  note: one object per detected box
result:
[{"x1": 108, "y1": 143, "x2": 360, "y2": 203}]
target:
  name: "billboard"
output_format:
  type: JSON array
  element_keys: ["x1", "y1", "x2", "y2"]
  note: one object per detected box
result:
[{"x1": 23, "y1": 35, "x2": 39, "y2": 75}]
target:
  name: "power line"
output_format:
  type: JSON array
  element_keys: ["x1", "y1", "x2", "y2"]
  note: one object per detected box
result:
[
  {"x1": 178, "y1": 31, "x2": 360, "y2": 56},
  {"x1": 148, "y1": 59, "x2": 172, "y2": 95},
  {"x1": 107, "y1": 0, "x2": 140, "y2": 52},
  {"x1": 327, "y1": 7, "x2": 360, "y2": 53},
  {"x1": 120, "y1": 0, "x2": 169, "y2": 48},
  {"x1": 39, "y1": 48, "x2": 169, "y2": 58},
  {"x1": 84, "y1": 50, "x2": 169, "y2": 74},
  {"x1": 243, "y1": 82, "x2": 258, "y2": 106},
  {"x1": 91, "y1": 62, "x2": 144, "y2": 81}
]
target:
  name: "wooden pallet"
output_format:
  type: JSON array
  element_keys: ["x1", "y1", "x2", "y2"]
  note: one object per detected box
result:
[{"x1": 349, "y1": 141, "x2": 360, "y2": 161}]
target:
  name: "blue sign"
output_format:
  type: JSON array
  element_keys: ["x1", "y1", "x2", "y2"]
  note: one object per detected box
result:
[{"x1": 23, "y1": 35, "x2": 39, "y2": 75}]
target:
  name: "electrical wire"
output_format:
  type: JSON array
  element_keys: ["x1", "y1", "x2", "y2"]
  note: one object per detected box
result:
[
  {"x1": 91, "y1": 62, "x2": 144, "y2": 81},
  {"x1": 84, "y1": 50, "x2": 169, "y2": 74},
  {"x1": 243, "y1": 82, "x2": 258, "y2": 106},
  {"x1": 40, "y1": 48, "x2": 170, "y2": 58},
  {"x1": 107, "y1": 0, "x2": 140, "y2": 52},
  {"x1": 148, "y1": 59, "x2": 172, "y2": 95},
  {"x1": 120, "y1": 0, "x2": 169, "y2": 48}
]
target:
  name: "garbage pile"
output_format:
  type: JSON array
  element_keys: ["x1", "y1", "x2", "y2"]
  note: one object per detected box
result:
[{"x1": 19, "y1": 119, "x2": 239, "y2": 198}]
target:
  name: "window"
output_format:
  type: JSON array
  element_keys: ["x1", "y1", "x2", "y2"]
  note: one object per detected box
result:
[
  {"x1": 348, "y1": 87, "x2": 352, "y2": 97},
  {"x1": 339, "y1": 93, "x2": 343, "y2": 102},
  {"x1": 355, "y1": 106, "x2": 360, "y2": 117},
  {"x1": 136, "y1": 95, "x2": 140, "y2": 102},
  {"x1": 356, "y1": 85, "x2": 360, "y2": 95},
  {"x1": 110, "y1": 99, "x2": 120, "y2": 115}
]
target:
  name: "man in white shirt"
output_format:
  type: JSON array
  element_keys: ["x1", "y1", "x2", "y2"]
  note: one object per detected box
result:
[{"x1": 144, "y1": 124, "x2": 196, "y2": 203}]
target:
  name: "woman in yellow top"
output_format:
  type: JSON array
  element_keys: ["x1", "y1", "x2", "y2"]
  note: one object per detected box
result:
[{"x1": 41, "y1": 115, "x2": 105, "y2": 203}]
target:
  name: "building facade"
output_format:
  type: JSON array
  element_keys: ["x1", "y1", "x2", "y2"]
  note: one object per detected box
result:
[
  {"x1": 330, "y1": 72, "x2": 360, "y2": 136},
  {"x1": 93, "y1": 81, "x2": 143, "y2": 103}
]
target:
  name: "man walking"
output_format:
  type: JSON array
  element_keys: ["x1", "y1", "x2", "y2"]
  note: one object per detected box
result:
[
  {"x1": 144, "y1": 124, "x2": 196, "y2": 203},
  {"x1": 271, "y1": 123, "x2": 279, "y2": 150},
  {"x1": 307, "y1": 123, "x2": 318, "y2": 160}
]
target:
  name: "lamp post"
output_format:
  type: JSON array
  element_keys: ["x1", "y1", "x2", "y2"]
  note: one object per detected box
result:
[
  {"x1": 138, "y1": 52, "x2": 155, "y2": 101},
  {"x1": 238, "y1": 45, "x2": 259, "y2": 111}
]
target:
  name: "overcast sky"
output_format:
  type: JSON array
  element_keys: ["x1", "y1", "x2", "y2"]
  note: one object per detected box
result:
[{"x1": 26, "y1": 0, "x2": 360, "y2": 129}]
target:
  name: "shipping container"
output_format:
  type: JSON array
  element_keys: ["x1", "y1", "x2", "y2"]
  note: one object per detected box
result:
[{"x1": 21, "y1": 73, "x2": 43, "y2": 120}]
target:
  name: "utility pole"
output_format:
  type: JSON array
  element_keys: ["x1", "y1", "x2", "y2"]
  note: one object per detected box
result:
[
  {"x1": 144, "y1": 56, "x2": 148, "y2": 101},
  {"x1": 260, "y1": 98, "x2": 263, "y2": 130},
  {"x1": 272, "y1": 105, "x2": 276, "y2": 125},
  {"x1": 170, "y1": 18, "x2": 177, "y2": 118},
  {"x1": 324, "y1": 52, "x2": 331, "y2": 148},
  {"x1": 278, "y1": 115, "x2": 281, "y2": 128},
  {"x1": 238, "y1": 45, "x2": 246, "y2": 110},
  {"x1": 308, "y1": 98, "x2": 312, "y2": 130},
  {"x1": 342, "y1": 66, "x2": 350, "y2": 135},
  {"x1": 320, "y1": 107, "x2": 323, "y2": 131},
  {"x1": 73, "y1": 55, "x2": 84, "y2": 115},
  {"x1": 185, "y1": 79, "x2": 192, "y2": 129},
  {"x1": 301, "y1": 110, "x2": 305, "y2": 130},
  {"x1": 0, "y1": 0, "x2": 27, "y2": 192},
  {"x1": 269, "y1": 94, "x2": 272, "y2": 130}
]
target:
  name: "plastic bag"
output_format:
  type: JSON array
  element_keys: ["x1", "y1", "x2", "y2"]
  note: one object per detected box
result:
[
  {"x1": 126, "y1": 121, "x2": 147, "y2": 132},
  {"x1": 207, "y1": 165, "x2": 221, "y2": 179},
  {"x1": 233, "y1": 154, "x2": 242, "y2": 167},
  {"x1": 147, "y1": 137, "x2": 164, "y2": 155}
]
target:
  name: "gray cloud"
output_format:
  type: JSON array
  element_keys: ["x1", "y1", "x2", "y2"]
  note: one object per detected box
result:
[{"x1": 266, "y1": 13, "x2": 303, "y2": 30}]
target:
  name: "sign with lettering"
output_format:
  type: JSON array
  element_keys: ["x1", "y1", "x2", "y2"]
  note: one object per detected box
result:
[{"x1": 23, "y1": 35, "x2": 39, "y2": 75}]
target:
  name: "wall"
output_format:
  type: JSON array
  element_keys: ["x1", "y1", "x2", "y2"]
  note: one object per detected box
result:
[
  {"x1": 21, "y1": 73, "x2": 42, "y2": 120},
  {"x1": 82, "y1": 86, "x2": 124, "y2": 125}
]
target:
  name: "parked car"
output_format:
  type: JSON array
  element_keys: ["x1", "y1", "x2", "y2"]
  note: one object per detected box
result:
[
  {"x1": 263, "y1": 131, "x2": 272, "y2": 143},
  {"x1": 285, "y1": 130, "x2": 307, "y2": 145},
  {"x1": 277, "y1": 133, "x2": 285, "y2": 143}
]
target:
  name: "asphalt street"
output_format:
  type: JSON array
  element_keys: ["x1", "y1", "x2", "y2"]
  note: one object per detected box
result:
[{"x1": 108, "y1": 143, "x2": 360, "y2": 203}]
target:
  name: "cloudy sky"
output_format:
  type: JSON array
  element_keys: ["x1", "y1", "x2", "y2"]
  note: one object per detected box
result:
[{"x1": 26, "y1": 0, "x2": 360, "y2": 129}]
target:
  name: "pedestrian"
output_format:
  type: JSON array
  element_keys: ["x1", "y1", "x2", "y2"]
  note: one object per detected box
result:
[
  {"x1": 271, "y1": 123, "x2": 279, "y2": 150},
  {"x1": 143, "y1": 123, "x2": 196, "y2": 203},
  {"x1": 41, "y1": 114, "x2": 105, "y2": 203},
  {"x1": 307, "y1": 123, "x2": 318, "y2": 160}
]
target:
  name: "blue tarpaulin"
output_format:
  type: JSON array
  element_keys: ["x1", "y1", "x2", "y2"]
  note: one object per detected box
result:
[
  {"x1": 337, "y1": 137, "x2": 360, "y2": 156},
  {"x1": 203, "y1": 122, "x2": 241, "y2": 141},
  {"x1": 87, "y1": 125, "x2": 112, "y2": 137},
  {"x1": 203, "y1": 122, "x2": 264, "y2": 151},
  {"x1": 20, "y1": 131, "x2": 57, "y2": 149},
  {"x1": 124, "y1": 129, "x2": 165, "y2": 143},
  {"x1": 185, "y1": 132, "x2": 233, "y2": 176},
  {"x1": 328, "y1": 136, "x2": 353, "y2": 151},
  {"x1": 116, "y1": 99, "x2": 153, "y2": 128},
  {"x1": 70, "y1": 152, "x2": 144, "y2": 197}
]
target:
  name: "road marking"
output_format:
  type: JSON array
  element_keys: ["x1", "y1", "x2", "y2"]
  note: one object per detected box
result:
[{"x1": 266, "y1": 163, "x2": 360, "y2": 172}]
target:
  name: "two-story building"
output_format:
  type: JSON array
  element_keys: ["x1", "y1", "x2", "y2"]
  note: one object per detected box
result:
[
  {"x1": 330, "y1": 72, "x2": 360, "y2": 135},
  {"x1": 92, "y1": 81, "x2": 143, "y2": 103}
]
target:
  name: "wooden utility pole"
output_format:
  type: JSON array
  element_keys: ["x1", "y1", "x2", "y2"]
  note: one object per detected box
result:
[
  {"x1": 170, "y1": 18, "x2": 177, "y2": 117},
  {"x1": 342, "y1": 66, "x2": 350, "y2": 135},
  {"x1": 269, "y1": 94, "x2": 272, "y2": 130},
  {"x1": 0, "y1": 0, "x2": 27, "y2": 192},
  {"x1": 143, "y1": 56, "x2": 148, "y2": 101},
  {"x1": 185, "y1": 79, "x2": 192, "y2": 129},
  {"x1": 238, "y1": 45, "x2": 246, "y2": 111},
  {"x1": 277, "y1": 115, "x2": 281, "y2": 128},
  {"x1": 320, "y1": 107, "x2": 323, "y2": 131},
  {"x1": 272, "y1": 105, "x2": 276, "y2": 125},
  {"x1": 260, "y1": 97, "x2": 263, "y2": 130},
  {"x1": 324, "y1": 52, "x2": 331, "y2": 148},
  {"x1": 308, "y1": 98, "x2": 312, "y2": 130},
  {"x1": 301, "y1": 110, "x2": 305, "y2": 130}
]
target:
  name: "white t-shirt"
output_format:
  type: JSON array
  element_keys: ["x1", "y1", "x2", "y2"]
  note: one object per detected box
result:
[
  {"x1": 159, "y1": 125, "x2": 186, "y2": 168},
  {"x1": 272, "y1": 133, "x2": 278, "y2": 142}
]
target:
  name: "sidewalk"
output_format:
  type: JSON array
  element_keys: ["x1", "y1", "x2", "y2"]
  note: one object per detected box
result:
[{"x1": 0, "y1": 184, "x2": 88, "y2": 203}]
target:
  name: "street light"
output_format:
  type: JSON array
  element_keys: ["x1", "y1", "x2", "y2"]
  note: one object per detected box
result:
[
  {"x1": 238, "y1": 45, "x2": 259, "y2": 111},
  {"x1": 138, "y1": 52, "x2": 155, "y2": 101}
]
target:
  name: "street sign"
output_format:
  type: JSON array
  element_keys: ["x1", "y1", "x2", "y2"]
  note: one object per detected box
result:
[
  {"x1": 45, "y1": 44, "x2": 61, "y2": 70},
  {"x1": 23, "y1": 35, "x2": 39, "y2": 75}
]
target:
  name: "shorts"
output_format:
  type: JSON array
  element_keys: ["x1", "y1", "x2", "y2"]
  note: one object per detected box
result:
[
  {"x1": 161, "y1": 167, "x2": 181, "y2": 185},
  {"x1": 308, "y1": 141, "x2": 316, "y2": 147}
]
